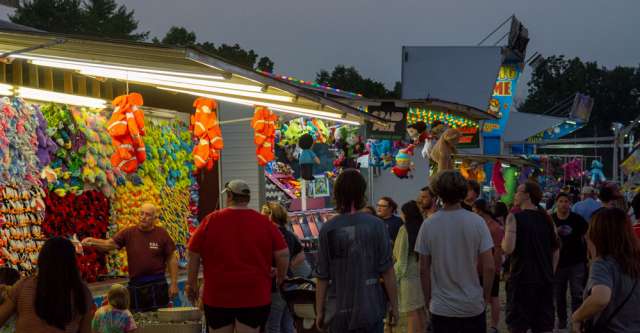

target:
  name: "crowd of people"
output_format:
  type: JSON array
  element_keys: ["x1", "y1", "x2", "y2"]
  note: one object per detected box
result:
[
  {"x1": 0, "y1": 172, "x2": 640, "y2": 333},
  {"x1": 311, "y1": 170, "x2": 640, "y2": 333}
]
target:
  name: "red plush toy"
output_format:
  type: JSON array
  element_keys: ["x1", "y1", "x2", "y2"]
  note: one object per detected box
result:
[{"x1": 44, "y1": 190, "x2": 110, "y2": 282}]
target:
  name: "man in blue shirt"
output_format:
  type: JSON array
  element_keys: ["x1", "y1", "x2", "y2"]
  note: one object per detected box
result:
[
  {"x1": 376, "y1": 197, "x2": 403, "y2": 243},
  {"x1": 572, "y1": 186, "x2": 601, "y2": 222}
]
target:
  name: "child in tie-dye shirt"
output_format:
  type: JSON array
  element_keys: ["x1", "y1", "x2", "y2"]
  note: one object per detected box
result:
[{"x1": 92, "y1": 284, "x2": 137, "y2": 333}]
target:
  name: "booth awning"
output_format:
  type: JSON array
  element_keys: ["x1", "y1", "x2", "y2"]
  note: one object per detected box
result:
[
  {"x1": 454, "y1": 153, "x2": 537, "y2": 168},
  {"x1": 337, "y1": 98, "x2": 497, "y2": 122},
  {"x1": 0, "y1": 27, "x2": 383, "y2": 125}
]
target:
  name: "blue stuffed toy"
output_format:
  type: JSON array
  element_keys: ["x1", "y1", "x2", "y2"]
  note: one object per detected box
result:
[{"x1": 590, "y1": 160, "x2": 606, "y2": 186}]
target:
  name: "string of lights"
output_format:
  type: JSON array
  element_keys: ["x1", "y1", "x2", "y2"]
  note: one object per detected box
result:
[{"x1": 407, "y1": 107, "x2": 479, "y2": 128}]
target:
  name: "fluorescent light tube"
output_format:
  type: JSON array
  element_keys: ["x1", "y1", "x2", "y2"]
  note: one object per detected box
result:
[
  {"x1": 270, "y1": 107, "x2": 361, "y2": 126},
  {"x1": 29, "y1": 59, "x2": 265, "y2": 93},
  {"x1": 159, "y1": 87, "x2": 360, "y2": 125},
  {"x1": 0, "y1": 83, "x2": 12, "y2": 96},
  {"x1": 17, "y1": 87, "x2": 106, "y2": 109},
  {"x1": 17, "y1": 55, "x2": 225, "y2": 81}
]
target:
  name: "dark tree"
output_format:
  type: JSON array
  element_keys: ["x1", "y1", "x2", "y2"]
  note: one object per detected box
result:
[
  {"x1": 10, "y1": 0, "x2": 84, "y2": 34},
  {"x1": 256, "y1": 56, "x2": 274, "y2": 73},
  {"x1": 153, "y1": 26, "x2": 196, "y2": 46},
  {"x1": 315, "y1": 65, "x2": 399, "y2": 98},
  {"x1": 155, "y1": 26, "x2": 276, "y2": 72},
  {"x1": 520, "y1": 55, "x2": 640, "y2": 137},
  {"x1": 10, "y1": 0, "x2": 147, "y2": 40}
]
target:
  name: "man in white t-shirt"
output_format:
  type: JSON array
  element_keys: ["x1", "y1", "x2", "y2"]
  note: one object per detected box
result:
[{"x1": 415, "y1": 171, "x2": 495, "y2": 333}]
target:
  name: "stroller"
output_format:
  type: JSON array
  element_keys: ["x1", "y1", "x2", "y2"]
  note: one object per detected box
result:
[{"x1": 281, "y1": 277, "x2": 321, "y2": 333}]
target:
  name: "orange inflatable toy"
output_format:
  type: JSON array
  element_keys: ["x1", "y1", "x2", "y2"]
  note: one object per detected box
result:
[
  {"x1": 191, "y1": 98, "x2": 223, "y2": 171},
  {"x1": 251, "y1": 106, "x2": 278, "y2": 166},
  {"x1": 107, "y1": 93, "x2": 146, "y2": 173}
]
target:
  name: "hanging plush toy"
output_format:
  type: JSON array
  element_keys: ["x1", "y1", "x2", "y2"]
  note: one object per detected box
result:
[
  {"x1": 107, "y1": 93, "x2": 145, "y2": 173},
  {"x1": 191, "y1": 98, "x2": 223, "y2": 170},
  {"x1": 297, "y1": 133, "x2": 320, "y2": 180},
  {"x1": 492, "y1": 162, "x2": 506, "y2": 195},
  {"x1": 407, "y1": 121, "x2": 428, "y2": 144},
  {"x1": 501, "y1": 167, "x2": 518, "y2": 205},
  {"x1": 333, "y1": 126, "x2": 359, "y2": 169},
  {"x1": 518, "y1": 166, "x2": 533, "y2": 184},
  {"x1": 391, "y1": 145, "x2": 415, "y2": 179},
  {"x1": 460, "y1": 159, "x2": 486, "y2": 183},
  {"x1": 251, "y1": 106, "x2": 278, "y2": 166},
  {"x1": 429, "y1": 128, "x2": 461, "y2": 173},
  {"x1": 622, "y1": 146, "x2": 640, "y2": 175},
  {"x1": 561, "y1": 158, "x2": 583, "y2": 181},
  {"x1": 590, "y1": 159, "x2": 606, "y2": 186}
]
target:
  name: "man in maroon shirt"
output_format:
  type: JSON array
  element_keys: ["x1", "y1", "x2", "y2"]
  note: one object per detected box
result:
[
  {"x1": 186, "y1": 179, "x2": 289, "y2": 333},
  {"x1": 82, "y1": 203, "x2": 178, "y2": 312}
]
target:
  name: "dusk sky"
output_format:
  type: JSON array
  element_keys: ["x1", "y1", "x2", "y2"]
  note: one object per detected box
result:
[{"x1": 2, "y1": 0, "x2": 639, "y2": 99}]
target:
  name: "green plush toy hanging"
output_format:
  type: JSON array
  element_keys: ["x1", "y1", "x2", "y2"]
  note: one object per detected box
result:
[{"x1": 500, "y1": 166, "x2": 518, "y2": 205}]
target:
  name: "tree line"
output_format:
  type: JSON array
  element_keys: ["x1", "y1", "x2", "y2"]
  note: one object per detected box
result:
[{"x1": 9, "y1": 0, "x2": 399, "y2": 98}]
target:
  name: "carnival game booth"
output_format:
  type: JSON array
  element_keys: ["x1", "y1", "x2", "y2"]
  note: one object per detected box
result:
[
  {"x1": 0, "y1": 26, "x2": 383, "y2": 315},
  {"x1": 344, "y1": 98, "x2": 498, "y2": 206}
]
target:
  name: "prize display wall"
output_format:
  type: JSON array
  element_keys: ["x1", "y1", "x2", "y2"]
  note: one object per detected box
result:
[{"x1": 0, "y1": 96, "x2": 199, "y2": 281}]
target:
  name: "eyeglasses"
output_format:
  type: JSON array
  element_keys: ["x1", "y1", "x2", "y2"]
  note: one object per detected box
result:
[{"x1": 376, "y1": 204, "x2": 390, "y2": 208}]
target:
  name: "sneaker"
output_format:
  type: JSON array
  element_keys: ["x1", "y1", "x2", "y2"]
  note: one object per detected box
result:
[{"x1": 488, "y1": 327, "x2": 499, "y2": 333}]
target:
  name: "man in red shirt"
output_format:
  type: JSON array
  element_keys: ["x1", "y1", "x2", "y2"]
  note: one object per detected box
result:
[
  {"x1": 186, "y1": 179, "x2": 289, "y2": 333},
  {"x1": 82, "y1": 202, "x2": 178, "y2": 312}
]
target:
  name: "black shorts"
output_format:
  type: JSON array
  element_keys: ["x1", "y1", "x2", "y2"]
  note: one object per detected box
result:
[
  {"x1": 479, "y1": 274, "x2": 500, "y2": 298},
  {"x1": 505, "y1": 282, "x2": 554, "y2": 332},
  {"x1": 204, "y1": 304, "x2": 271, "y2": 330}
]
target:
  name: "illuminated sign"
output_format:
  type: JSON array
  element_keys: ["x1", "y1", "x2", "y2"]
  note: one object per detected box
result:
[
  {"x1": 457, "y1": 126, "x2": 480, "y2": 148},
  {"x1": 482, "y1": 64, "x2": 522, "y2": 137}
]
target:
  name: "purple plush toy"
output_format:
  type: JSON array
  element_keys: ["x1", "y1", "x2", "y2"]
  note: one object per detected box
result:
[{"x1": 34, "y1": 108, "x2": 57, "y2": 168}]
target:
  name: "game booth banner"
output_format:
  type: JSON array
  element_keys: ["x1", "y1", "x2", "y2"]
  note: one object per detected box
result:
[{"x1": 365, "y1": 102, "x2": 408, "y2": 140}]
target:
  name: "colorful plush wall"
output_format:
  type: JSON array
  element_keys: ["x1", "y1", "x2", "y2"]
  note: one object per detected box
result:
[{"x1": 0, "y1": 97, "x2": 199, "y2": 281}]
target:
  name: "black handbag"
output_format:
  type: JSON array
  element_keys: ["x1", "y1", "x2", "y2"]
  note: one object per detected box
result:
[{"x1": 582, "y1": 280, "x2": 638, "y2": 333}]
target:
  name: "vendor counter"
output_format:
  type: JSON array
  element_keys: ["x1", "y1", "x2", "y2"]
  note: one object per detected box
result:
[{"x1": 89, "y1": 270, "x2": 195, "y2": 308}]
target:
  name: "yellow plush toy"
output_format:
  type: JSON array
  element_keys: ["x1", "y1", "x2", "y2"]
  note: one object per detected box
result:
[{"x1": 430, "y1": 128, "x2": 461, "y2": 173}]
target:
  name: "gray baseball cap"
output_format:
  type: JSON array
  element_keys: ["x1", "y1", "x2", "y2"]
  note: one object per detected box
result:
[{"x1": 222, "y1": 179, "x2": 251, "y2": 196}]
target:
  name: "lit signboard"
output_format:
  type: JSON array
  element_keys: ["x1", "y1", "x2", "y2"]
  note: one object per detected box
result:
[{"x1": 482, "y1": 63, "x2": 523, "y2": 137}]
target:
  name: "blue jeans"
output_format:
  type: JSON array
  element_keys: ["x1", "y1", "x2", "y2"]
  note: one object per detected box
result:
[
  {"x1": 266, "y1": 292, "x2": 294, "y2": 333},
  {"x1": 554, "y1": 263, "x2": 586, "y2": 323}
]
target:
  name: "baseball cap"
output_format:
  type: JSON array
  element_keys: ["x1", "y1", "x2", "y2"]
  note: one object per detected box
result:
[
  {"x1": 222, "y1": 179, "x2": 251, "y2": 196},
  {"x1": 581, "y1": 186, "x2": 595, "y2": 195}
]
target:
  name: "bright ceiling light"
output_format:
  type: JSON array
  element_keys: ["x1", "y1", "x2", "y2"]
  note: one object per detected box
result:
[
  {"x1": 15, "y1": 55, "x2": 224, "y2": 80},
  {"x1": 270, "y1": 107, "x2": 361, "y2": 126},
  {"x1": 28, "y1": 58, "x2": 265, "y2": 93},
  {"x1": 17, "y1": 87, "x2": 106, "y2": 109},
  {"x1": 159, "y1": 87, "x2": 361, "y2": 125},
  {"x1": 153, "y1": 83, "x2": 292, "y2": 102},
  {"x1": 0, "y1": 83, "x2": 13, "y2": 96}
]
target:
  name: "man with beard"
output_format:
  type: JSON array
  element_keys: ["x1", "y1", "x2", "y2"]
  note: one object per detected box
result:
[{"x1": 417, "y1": 186, "x2": 438, "y2": 218}]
